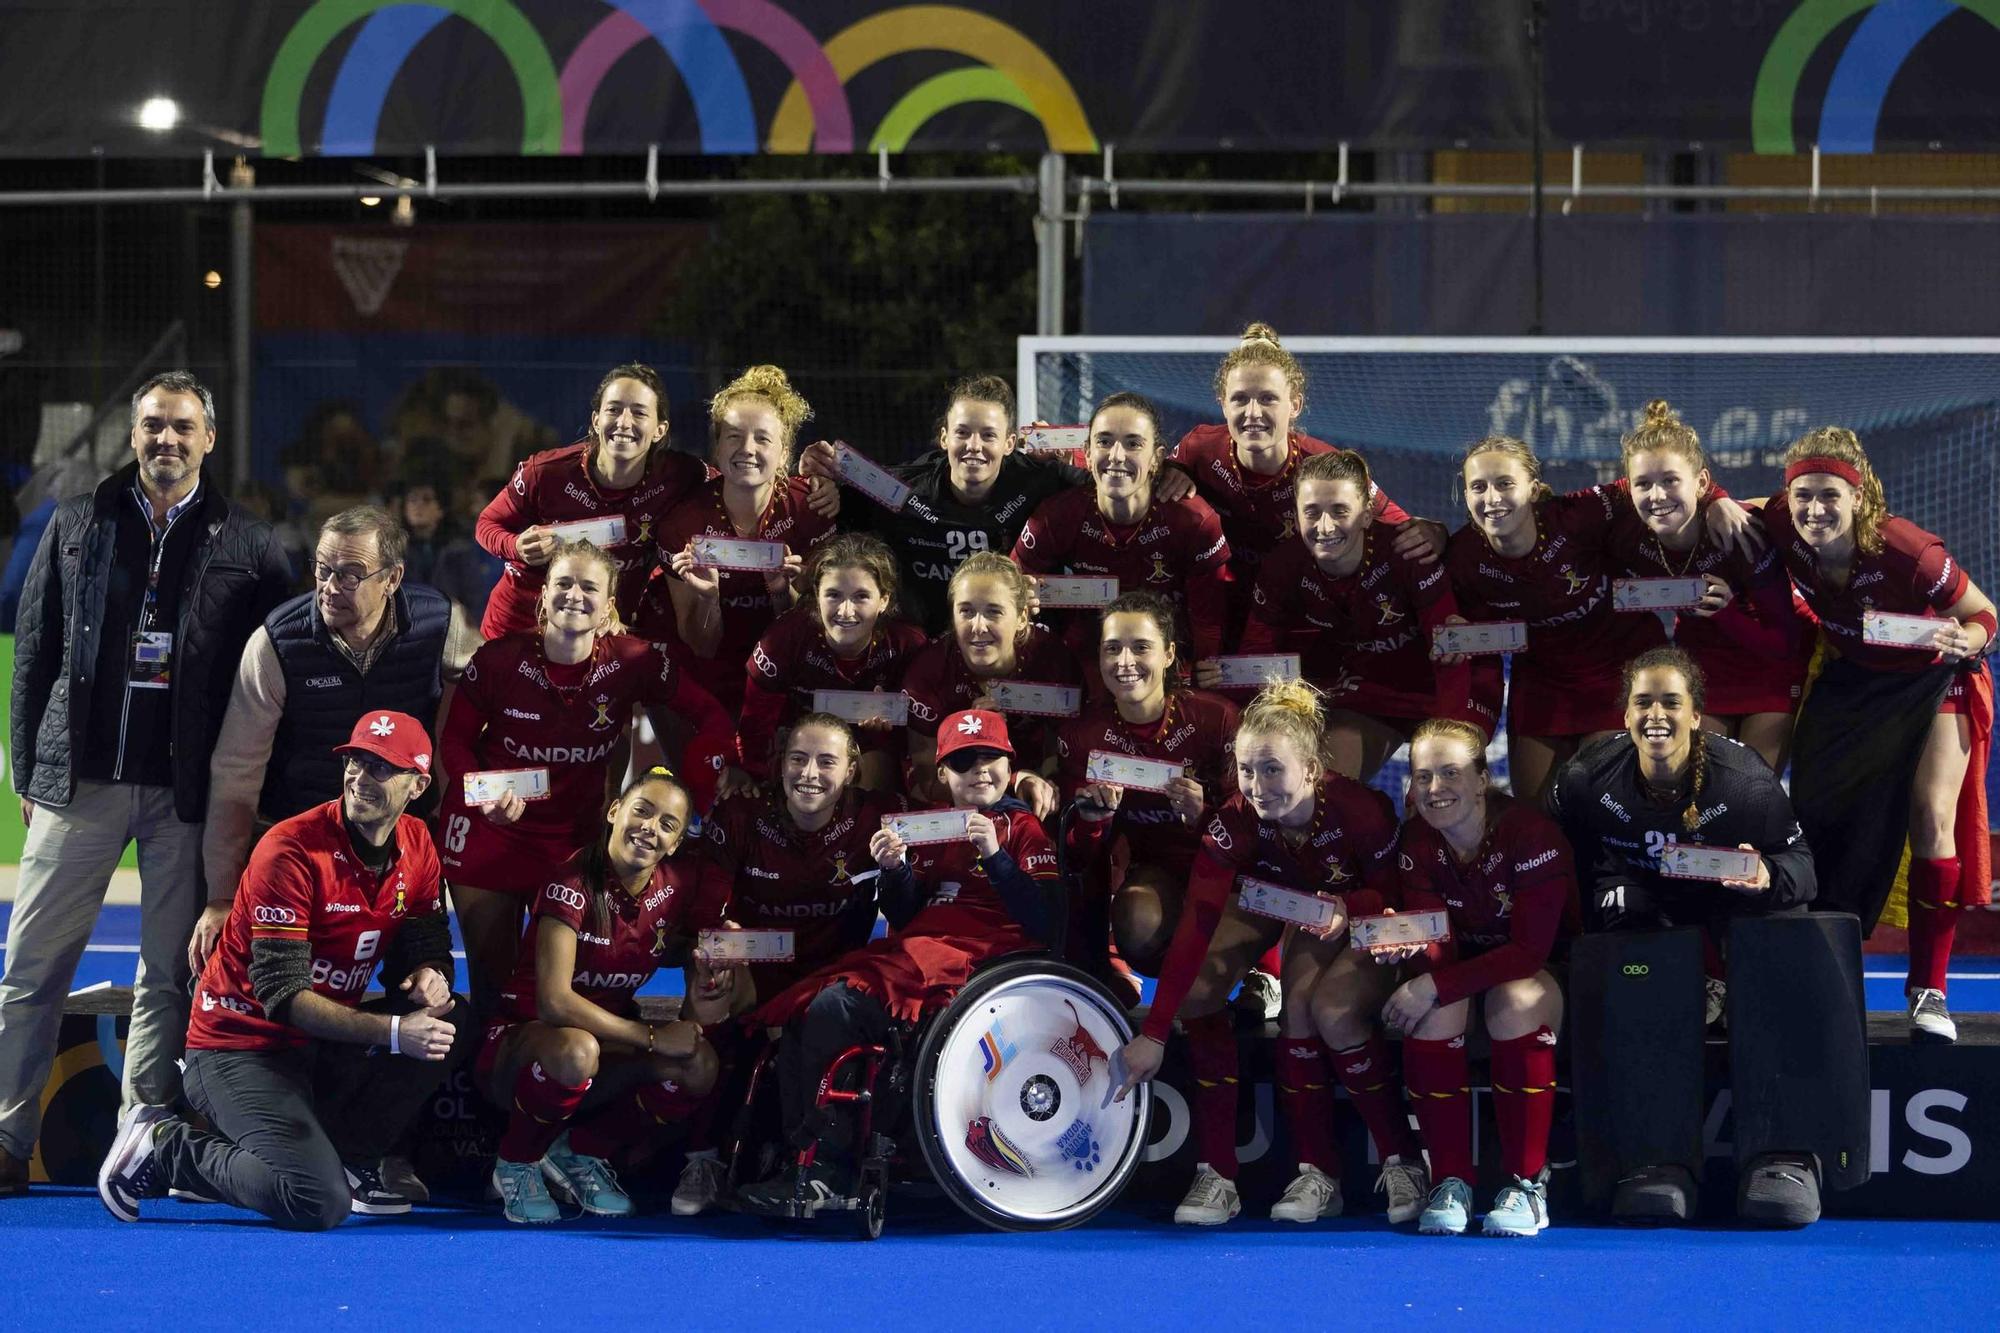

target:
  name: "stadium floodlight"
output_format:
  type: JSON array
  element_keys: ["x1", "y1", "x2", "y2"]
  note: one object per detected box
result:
[{"x1": 137, "y1": 97, "x2": 179, "y2": 132}]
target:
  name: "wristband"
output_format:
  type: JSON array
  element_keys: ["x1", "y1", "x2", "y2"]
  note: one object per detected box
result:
[
  {"x1": 389, "y1": 1015, "x2": 402, "y2": 1056},
  {"x1": 1968, "y1": 608, "x2": 1996, "y2": 653}
]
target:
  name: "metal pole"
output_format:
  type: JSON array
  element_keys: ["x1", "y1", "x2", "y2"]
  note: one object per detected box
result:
[
  {"x1": 229, "y1": 160, "x2": 254, "y2": 487},
  {"x1": 1036, "y1": 152, "x2": 1066, "y2": 336},
  {"x1": 1527, "y1": 0, "x2": 1547, "y2": 335}
]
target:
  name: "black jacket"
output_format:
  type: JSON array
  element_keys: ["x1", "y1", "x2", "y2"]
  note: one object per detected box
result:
[{"x1": 11, "y1": 464, "x2": 291, "y2": 819}]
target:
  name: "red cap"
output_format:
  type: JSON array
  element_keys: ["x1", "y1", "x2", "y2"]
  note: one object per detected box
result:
[
  {"x1": 333, "y1": 710, "x2": 433, "y2": 775},
  {"x1": 935, "y1": 708, "x2": 1014, "y2": 761}
]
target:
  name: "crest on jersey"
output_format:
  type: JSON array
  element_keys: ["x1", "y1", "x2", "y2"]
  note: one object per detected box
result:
[
  {"x1": 590, "y1": 696, "x2": 615, "y2": 730},
  {"x1": 1560, "y1": 565, "x2": 1590, "y2": 595},
  {"x1": 830, "y1": 852, "x2": 851, "y2": 884},
  {"x1": 635, "y1": 516, "x2": 654, "y2": 544},
  {"x1": 391, "y1": 882, "x2": 407, "y2": 917},
  {"x1": 1278, "y1": 514, "x2": 1296, "y2": 541},
  {"x1": 1375, "y1": 595, "x2": 1405, "y2": 625},
  {"x1": 1323, "y1": 859, "x2": 1352, "y2": 883},
  {"x1": 652, "y1": 921, "x2": 670, "y2": 956},
  {"x1": 1148, "y1": 553, "x2": 1172, "y2": 584}
]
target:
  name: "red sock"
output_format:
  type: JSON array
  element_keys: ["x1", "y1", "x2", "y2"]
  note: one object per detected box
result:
[
  {"x1": 1403, "y1": 1035, "x2": 1473, "y2": 1184},
  {"x1": 497, "y1": 1061, "x2": 591, "y2": 1163},
  {"x1": 1272, "y1": 1037, "x2": 1337, "y2": 1173},
  {"x1": 1183, "y1": 1011, "x2": 1241, "y2": 1180},
  {"x1": 569, "y1": 1075, "x2": 705, "y2": 1160},
  {"x1": 1330, "y1": 1035, "x2": 1416, "y2": 1161},
  {"x1": 1906, "y1": 856, "x2": 1963, "y2": 996},
  {"x1": 1490, "y1": 1027, "x2": 1558, "y2": 1180},
  {"x1": 1257, "y1": 945, "x2": 1282, "y2": 976}
]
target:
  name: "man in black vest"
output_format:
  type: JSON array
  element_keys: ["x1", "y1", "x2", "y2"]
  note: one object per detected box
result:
[
  {"x1": 2, "y1": 371, "x2": 291, "y2": 1196},
  {"x1": 196, "y1": 506, "x2": 478, "y2": 973}
]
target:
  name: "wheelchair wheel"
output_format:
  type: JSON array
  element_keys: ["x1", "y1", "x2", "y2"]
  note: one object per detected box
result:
[{"x1": 911, "y1": 957, "x2": 1150, "y2": 1231}]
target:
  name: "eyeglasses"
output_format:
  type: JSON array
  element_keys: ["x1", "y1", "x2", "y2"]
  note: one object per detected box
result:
[
  {"x1": 313, "y1": 560, "x2": 393, "y2": 593},
  {"x1": 342, "y1": 753, "x2": 409, "y2": 782}
]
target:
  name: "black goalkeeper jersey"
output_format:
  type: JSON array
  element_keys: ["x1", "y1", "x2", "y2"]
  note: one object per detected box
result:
[
  {"x1": 854, "y1": 450, "x2": 1087, "y2": 633},
  {"x1": 1546, "y1": 731, "x2": 1816, "y2": 927}
]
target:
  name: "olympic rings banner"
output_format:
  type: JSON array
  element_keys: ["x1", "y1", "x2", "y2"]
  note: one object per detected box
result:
[{"x1": 6, "y1": 2, "x2": 2000, "y2": 159}]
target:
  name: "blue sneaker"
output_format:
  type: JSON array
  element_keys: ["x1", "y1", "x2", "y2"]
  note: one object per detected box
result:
[
  {"x1": 492, "y1": 1157, "x2": 561, "y2": 1224},
  {"x1": 1483, "y1": 1171, "x2": 1551, "y2": 1237},
  {"x1": 542, "y1": 1132, "x2": 634, "y2": 1217},
  {"x1": 1417, "y1": 1176, "x2": 1473, "y2": 1235}
]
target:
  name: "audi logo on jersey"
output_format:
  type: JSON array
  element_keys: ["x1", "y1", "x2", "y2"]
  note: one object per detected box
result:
[
  {"x1": 753, "y1": 645, "x2": 779, "y2": 678},
  {"x1": 252, "y1": 906, "x2": 298, "y2": 925},
  {"x1": 1206, "y1": 817, "x2": 1232, "y2": 851},
  {"x1": 546, "y1": 884, "x2": 588, "y2": 911}
]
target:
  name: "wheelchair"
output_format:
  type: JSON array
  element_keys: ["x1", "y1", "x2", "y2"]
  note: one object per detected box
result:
[{"x1": 719, "y1": 955, "x2": 1152, "y2": 1238}]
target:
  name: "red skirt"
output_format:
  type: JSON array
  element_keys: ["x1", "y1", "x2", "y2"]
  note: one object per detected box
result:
[
  {"x1": 440, "y1": 815, "x2": 580, "y2": 897},
  {"x1": 1505, "y1": 653, "x2": 1629, "y2": 736}
]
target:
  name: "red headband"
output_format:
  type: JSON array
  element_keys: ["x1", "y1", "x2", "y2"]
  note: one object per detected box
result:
[{"x1": 1784, "y1": 456, "x2": 1864, "y2": 488}]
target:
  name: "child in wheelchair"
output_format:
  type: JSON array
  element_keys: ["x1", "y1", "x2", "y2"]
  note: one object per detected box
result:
[{"x1": 738, "y1": 709, "x2": 1063, "y2": 1210}]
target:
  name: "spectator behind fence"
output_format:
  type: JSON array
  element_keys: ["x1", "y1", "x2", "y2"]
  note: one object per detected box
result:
[
  {"x1": 0, "y1": 371, "x2": 290, "y2": 1196},
  {"x1": 198, "y1": 506, "x2": 479, "y2": 972},
  {"x1": 281, "y1": 401, "x2": 385, "y2": 531},
  {"x1": 384, "y1": 454, "x2": 499, "y2": 620},
  {"x1": 97, "y1": 711, "x2": 467, "y2": 1229}
]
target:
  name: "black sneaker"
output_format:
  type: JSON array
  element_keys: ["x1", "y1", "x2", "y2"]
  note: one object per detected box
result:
[
  {"x1": 1738, "y1": 1153, "x2": 1821, "y2": 1227},
  {"x1": 344, "y1": 1161, "x2": 414, "y2": 1215},
  {"x1": 737, "y1": 1162, "x2": 849, "y2": 1216},
  {"x1": 98, "y1": 1104, "x2": 172, "y2": 1222},
  {"x1": 1611, "y1": 1164, "x2": 1696, "y2": 1224}
]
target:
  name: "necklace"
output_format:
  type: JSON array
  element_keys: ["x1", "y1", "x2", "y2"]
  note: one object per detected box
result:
[{"x1": 1649, "y1": 534, "x2": 1701, "y2": 578}]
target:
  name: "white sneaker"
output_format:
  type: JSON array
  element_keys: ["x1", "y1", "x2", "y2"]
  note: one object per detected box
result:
[
  {"x1": 672, "y1": 1150, "x2": 727, "y2": 1217},
  {"x1": 1269, "y1": 1163, "x2": 1342, "y2": 1222},
  {"x1": 1909, "y1": 987, "x2": 1957, "y2": 1044},
  {"x1": 1232, "y1": 969, "x2": 1282, "y2": 1022},
  {"x1": 379, "y1": 1154, "x2": 429, "y2": 1205},
  {"x1": 1376, "y1": 1153, "x2": 1431, "y2": 1226},
  {"x1": 1172, "y1": 1164, "x2": 1241, "y2": 1225}
]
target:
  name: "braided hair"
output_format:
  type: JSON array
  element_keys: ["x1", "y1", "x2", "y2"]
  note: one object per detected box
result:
[{"x1": 1620, "y1": 646, "x2": 1709, "y2": 832}]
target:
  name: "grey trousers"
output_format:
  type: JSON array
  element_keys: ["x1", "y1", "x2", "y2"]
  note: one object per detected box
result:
[{"x1": 0, "y1": 780, "x2": 202, "y2": 1159}]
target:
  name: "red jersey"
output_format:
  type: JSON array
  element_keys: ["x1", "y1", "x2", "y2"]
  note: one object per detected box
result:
[
  {"x1": 645, "y1": 475, "x2": 837, "y2": 709},
  {"x1": 495, "y1": 856, "x2": 725, "y2": 1024},
  {"x1": 705, "y1": 787, "x2": 900, "y2": 987},
  {"x1": 188, "y1": 801, "x2": 446, "y2": 1052},
  {"x1": 1764, "y1": 507, "x2": 1971, "y2": 673},
  {"x1": 1396, "y1": 794, "x2": 1579, "y2": 1007},
  {"x1": 1241, "y1": 528, "x2": 1493, "y2": 731},
  {"x1": 901, "y1": 625, "x2": 1080, "y2": 774},
  {"x1": 1445, "y1": 489, "x2": 1666, "y2": 679},
  {"x1": 438, "y1": 633, "x2": 731, "y2": 852},
  {"x1": 1056, "y1": 688, "x2": 1239, "y2": 874},
  {"x1": 1011, "y1": 486, "x2": 1233, "y2": 660},
  {"x1": 738, "y1": 606, "x2": 927, "y2": 778},
  {"x1": 1143, "y1": 774, "x2": 1400, "y2": 1041},
  {"x1": 476, "y1": 440, "x2": 713, "y2": 639},
  {"x1": 1172, "y1": 424, "x2": 1409, "y2": 569}
]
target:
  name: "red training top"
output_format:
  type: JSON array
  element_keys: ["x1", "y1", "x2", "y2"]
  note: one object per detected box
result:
[{"x1": 188, "y1": 801, "x2": 445, "y2": 1052}]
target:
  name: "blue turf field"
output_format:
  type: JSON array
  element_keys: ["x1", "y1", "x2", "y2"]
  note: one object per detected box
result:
[{"x1": 4, "y1": 904, "x2": 2000, "y2": 1329}]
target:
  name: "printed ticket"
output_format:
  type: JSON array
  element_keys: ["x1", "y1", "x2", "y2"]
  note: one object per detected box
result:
[
  {"x1": 1085, "y1": 749, "x2": 1184, "y2": 794},
  {"x1": 1237, "y1": 877, "x2": 1340, "y2": 932},
  {"x1": 1613, "y1": 577, "x2": 1708, "y2": 612},
  {"x1": 884, "y1": 809, "x2": 974, "y2": 845},
  {"x1": 1431, "y1": 620, "x2": 1529, "y2": 656},
  {"x1": 698, "y1": 929, "x2": 796, "y2": 963},
  {"x1": 1862, "y1": 609, "x2": 1943, "y2": 649},
  {"x1": 1020, "y1": 425, "x2": 1089, "y2": 453},
  {"x1": 833, "y1": 442, "x2": 912, "y2": 511},
  {"x1": 1208, "y1": 654, "x2": 1302, "y2": 688},
  {"x1": 1658, "y1": 843, "x2": 1762, "y2": 882},
  {"x1": 546, "y1": 515, "x2": 628, "y2": 548},
  {"x1": 812, "y1": 689, "x2": 910, "y2": 725},
  {"x1": 1034, "y1": 575, "x2": 1120, "y2": 608},
  {"x1": 692, "y1": 536, "x2": 788, "y2": 571},
  {"x1": 1349, "y1": 910, "x2": 1451, "y2": 950},
  {"x1": 462, "y1": 768, "x2": 551, "y2": 805},
  {"x1": 988, "y1": 680, "x2": 1083, "y2": 717}
]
